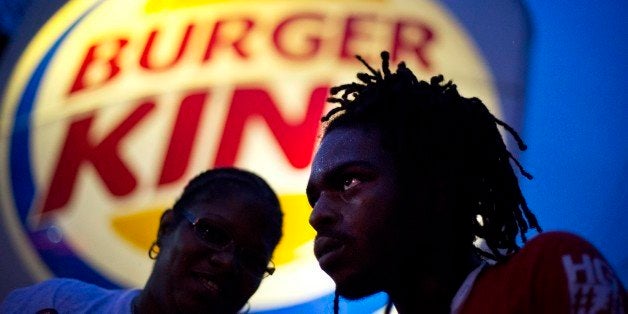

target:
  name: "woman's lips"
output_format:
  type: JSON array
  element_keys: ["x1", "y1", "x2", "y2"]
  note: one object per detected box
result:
[
  {"x1": 193, "y1": 272, "x2": 222, "y2": 295},
  {"x1": 201, "y1": 278, "x2": 220, "y2": 293},
  {"x1": 314, "y1": 236, "x2": 345, "y2": 268}
]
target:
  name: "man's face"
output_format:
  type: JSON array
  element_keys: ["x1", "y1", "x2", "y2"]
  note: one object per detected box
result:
[
  {"x1": 151, "y1": 193, "x2": 275, "y2": 313},
  {"x1": 307, "y1": 126, "x2": 402, "y2": 299}
]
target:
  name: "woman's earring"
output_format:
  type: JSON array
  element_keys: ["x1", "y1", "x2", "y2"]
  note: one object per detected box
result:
[{"x1": 148, "y1": 241, "x2": 159, "y2": 259}]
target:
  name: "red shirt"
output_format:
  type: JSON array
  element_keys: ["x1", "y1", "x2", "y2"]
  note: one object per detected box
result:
[{"x1": 460, "y1": 232, "x2": 626, "y2": 313}]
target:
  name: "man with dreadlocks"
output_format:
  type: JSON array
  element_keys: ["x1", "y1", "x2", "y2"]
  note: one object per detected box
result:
[{"x1": 306, "y1": 51, "x2": 626, "y2": 313}]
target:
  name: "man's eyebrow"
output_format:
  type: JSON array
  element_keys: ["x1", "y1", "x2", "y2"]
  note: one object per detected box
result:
[
  {"x1": 317, "y1": 160, "x2": 378, "y2": 184},
  {"x1": 328, "y1": 160, "x2": 378, "y2": 173}
]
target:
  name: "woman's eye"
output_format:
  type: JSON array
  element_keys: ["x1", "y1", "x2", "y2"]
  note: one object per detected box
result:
[{"x1": 342, "y1": 177, "x2": 361, "y2": 191}]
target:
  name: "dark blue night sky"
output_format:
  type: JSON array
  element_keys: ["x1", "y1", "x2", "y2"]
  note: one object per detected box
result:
[{"x1": 523, "y1": 1, "x2": 627, "y2": 284}]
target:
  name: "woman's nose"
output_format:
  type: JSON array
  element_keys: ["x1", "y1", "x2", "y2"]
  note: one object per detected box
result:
[{"x1": 209, "y1": 246, "x2": 237, "y2": 270}]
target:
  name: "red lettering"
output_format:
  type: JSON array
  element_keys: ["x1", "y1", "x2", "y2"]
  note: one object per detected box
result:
[
  {"x1": 214, "y1": 86, "x2": 328, "y2": 168},
  {"x1": 68, "y1": 38, "x2": 129, "y2": 95},
  {"x1": 391, "y1": 20, "x2": 434, "y2": 68},
  {"x1": 340, "y1": 14, "x2": 377, "y2": 60},
  {"x1": 38, "y1": 101, "x2": 155, "y2": 219},
  {"x1": 140, "y1": 23, "x2": 195, "y2": 71},
  {"x1": 273, "y1": 13, "x2": 324, "y2": 60},
  {"x1": 203, "y1": 18, "x2": 255, "y2": 61},
  {"x1": 157, "y1": 91, "x2": 209, "y2": 186}
]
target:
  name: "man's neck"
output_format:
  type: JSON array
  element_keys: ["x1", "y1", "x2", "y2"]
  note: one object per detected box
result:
[{"x1": 387, "y1": 252, "x2": 481, "y2": 314}]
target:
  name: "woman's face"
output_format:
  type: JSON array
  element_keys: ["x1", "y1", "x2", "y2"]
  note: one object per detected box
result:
[{"x1": 150, "y1": 191, "x2": 277, "y2": 313}]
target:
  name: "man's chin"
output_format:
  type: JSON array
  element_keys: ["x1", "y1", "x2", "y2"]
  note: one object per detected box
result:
[
  {"x1": 333, "y1": 276, "x2": 382, "y2": 300},
  {"x1": 336, "y1": 286, "x2": 380, "y2": 300}
]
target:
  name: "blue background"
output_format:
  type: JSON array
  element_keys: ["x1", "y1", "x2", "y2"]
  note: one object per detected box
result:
[{"x1": 522, "y1": 0, "x2": 627, "y2": 284}]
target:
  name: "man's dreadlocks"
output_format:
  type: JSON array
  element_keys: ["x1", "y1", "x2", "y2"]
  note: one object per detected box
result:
[
  {"x1": 323, "y1": 51, "x2": 541, "y2": 261},
  {"x1": 322, "y1": 51, "x2": 542, "y2": 313}
]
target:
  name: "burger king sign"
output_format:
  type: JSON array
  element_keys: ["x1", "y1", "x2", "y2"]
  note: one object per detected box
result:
[{"x1": 0, "y1": 0, "x2": 530, "y2": 312}]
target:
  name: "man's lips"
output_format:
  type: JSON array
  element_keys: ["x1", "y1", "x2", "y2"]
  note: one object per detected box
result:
[{"x1": 314, "y1": 235, "x2": 346, "y2": 267}]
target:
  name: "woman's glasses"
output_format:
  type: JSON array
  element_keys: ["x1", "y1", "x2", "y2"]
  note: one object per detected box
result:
[{"x1": 181, "y1": 210, "x2": 275, "y2": 278}]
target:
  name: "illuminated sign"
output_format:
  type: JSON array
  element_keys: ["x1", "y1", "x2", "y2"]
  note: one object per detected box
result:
[{"x1": 0, "y1": 0, "x2": 526, "y2": 312}]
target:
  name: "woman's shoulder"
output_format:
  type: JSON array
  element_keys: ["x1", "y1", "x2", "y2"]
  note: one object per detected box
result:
[{"x1": 1, "y1": 278, "x2": 131, "y2": 314}]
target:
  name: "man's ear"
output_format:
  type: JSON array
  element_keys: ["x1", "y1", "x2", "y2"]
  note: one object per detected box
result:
[{"x1": 157, "y1": 209, "x2": 176, "y2": 243}]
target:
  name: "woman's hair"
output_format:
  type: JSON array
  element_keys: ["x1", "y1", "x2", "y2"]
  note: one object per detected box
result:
[{"x1": 152, "y1": 167, "x2": 282, "y2": 256}]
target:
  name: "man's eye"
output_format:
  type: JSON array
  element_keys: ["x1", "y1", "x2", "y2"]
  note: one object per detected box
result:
[{"x1": 342, "y1": 177, "x2": 361, "y2": 191}]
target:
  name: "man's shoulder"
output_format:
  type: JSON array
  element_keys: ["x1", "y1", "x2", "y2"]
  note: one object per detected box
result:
[
  {"x1": 464, "y1": 231, "x2": 626, "y2": 313},
  {"x1": 524, "y1": 231, "x2": 592, "y2": 247},
  {"x1": 512, "y1": 231, "x2": 626, "y2": 312},
  {"x1": 516, "y1": 231, "x2": 603, "y2": 264},
  {"x1": 503, "y1": 231, "x2": 611, "y2": 277}
]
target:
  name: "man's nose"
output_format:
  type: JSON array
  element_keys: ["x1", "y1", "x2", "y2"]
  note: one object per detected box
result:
[{"x1": 309, "y1": 192, "x2": 339, "y2": 230}]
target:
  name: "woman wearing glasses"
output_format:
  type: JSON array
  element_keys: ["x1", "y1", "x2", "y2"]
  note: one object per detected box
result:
[{"x1": 2, "y1": 168, "x2": 283, "y2": 314}]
